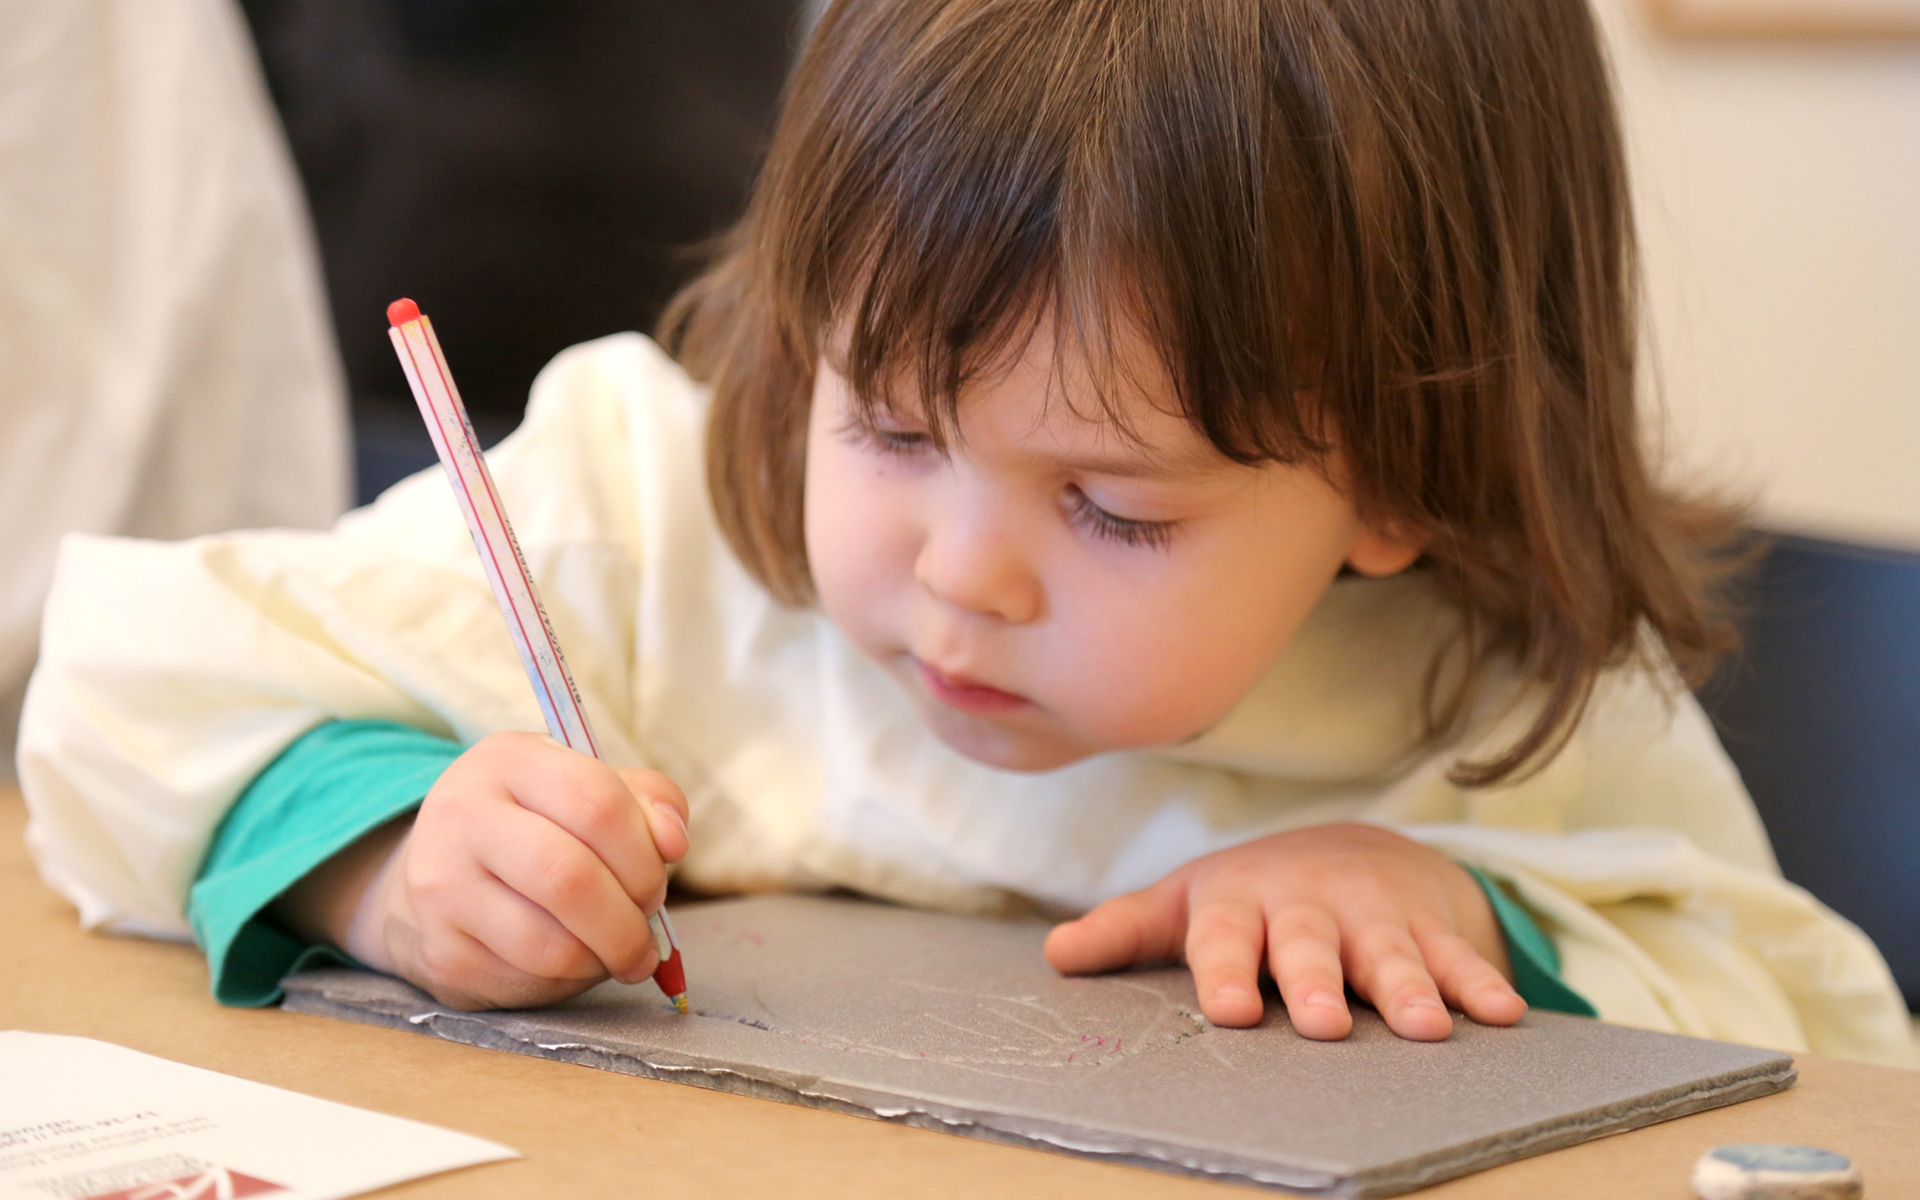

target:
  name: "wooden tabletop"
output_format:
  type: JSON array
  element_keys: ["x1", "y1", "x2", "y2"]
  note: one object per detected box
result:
[{"x1": 5, "y1": 786, "x2": 1917, "y2": 1199}]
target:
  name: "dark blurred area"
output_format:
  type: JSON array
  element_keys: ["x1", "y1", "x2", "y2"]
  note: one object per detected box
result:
[
  {"x1": 239, "y1": 0, "x2": 803, "y2": 502},
  {"x1": 1697, "y1": 534, "x2": 1920, "y2": 1011}
]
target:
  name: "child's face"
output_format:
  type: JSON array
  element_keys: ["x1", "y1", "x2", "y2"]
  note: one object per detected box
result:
[{"x1": 803, "y1": 320, "x2": 1423, "y2": 772}]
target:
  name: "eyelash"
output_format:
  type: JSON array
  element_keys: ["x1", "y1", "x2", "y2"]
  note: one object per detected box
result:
[
  {"x1": 1066, "y1": 485, "x2": 1178, "y2": 551},
  {"x1": 840, "y1": 417, "x2": 932, "y2": 456},
  {"x1": 843, "y1": 419, "x2": 1178, "y2": 552}
]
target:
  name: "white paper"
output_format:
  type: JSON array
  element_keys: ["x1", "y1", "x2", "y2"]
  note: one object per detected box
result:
[{"x1": 0, "y1": 1032, "x2": 516, "y2": 1200}]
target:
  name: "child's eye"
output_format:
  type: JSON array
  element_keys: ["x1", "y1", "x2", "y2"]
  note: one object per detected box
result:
[
  {"x1": 1066, "y1": 485, "x2": 1177, "y2": 551},
  {"x1": 839, "y1": 416, "x2": 934, "y2": 456}
]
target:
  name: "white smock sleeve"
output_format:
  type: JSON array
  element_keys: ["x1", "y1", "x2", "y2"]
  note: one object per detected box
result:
[
  {"x1": 18, "y1": 335, "x2": 673, "y2": 942},
  {"x1": 1387, "y1": 666, "x2": 1918, "y2": 1067}
]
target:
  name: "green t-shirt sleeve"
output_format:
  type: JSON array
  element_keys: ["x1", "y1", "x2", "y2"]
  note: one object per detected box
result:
[
  {"x1": 1462, "y1": 863, "x2": 1599, "y2": 1017},
  {"x1": 187, "y1": 720, "x2": 464, "y2": 1007}
]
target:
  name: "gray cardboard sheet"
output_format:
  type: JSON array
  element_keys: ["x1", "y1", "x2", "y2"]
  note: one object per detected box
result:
[{"x1": 280, "y1": 895, "x2": 1793, "y2": 1196}]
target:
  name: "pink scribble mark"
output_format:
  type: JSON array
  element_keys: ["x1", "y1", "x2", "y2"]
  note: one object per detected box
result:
[{"x1": 1076, "y1": 1032, "x2": 1124, "y2": 1054}]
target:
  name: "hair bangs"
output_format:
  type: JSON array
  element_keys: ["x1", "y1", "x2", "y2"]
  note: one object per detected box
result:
[{"x1": 769, "y1": 0, "x2": 1330, "y2": 464}]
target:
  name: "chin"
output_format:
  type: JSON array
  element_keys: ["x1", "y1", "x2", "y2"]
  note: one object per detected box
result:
[{"x1": 920, "y1": 707, "x2": 1098, "y2": 774}]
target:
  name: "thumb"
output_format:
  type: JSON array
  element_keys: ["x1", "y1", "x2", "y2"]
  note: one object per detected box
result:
[
  {"x1": 618, "y1": 767, "x2": 691, "y2": 864},
  {"x1": 1044, "y1": 875, "x2": 1190, "y2": 976}
]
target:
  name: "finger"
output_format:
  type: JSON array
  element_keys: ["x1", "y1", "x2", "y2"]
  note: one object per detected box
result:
[
  {"x1": 1185, "y1": 895, "x2": 1268, "y2": 1028},
  {"x1": 1045, "y1": 877, "x2": 1188, "y2": 976},
  {"x1": 446, "y1": 873, "x2": 609, "y2": 986},
  {"x1": 414, "y1": 923, "x2": 606, "y2": 1011},
  {"x1": 1343, "y1": 919, "x2": 1453, "y2": 1041},
  {"x1": 384, "y1": 855, "x2": 606, "y2": 1010},
  {"x1": 1264, "y1": 904, "x2": 1352, "y2": 1041},
  {"x1": 471, "y1": 804, "x2": 660, "y2": 983},
  {"x1": 1414, "y1": 922, "x2": 1527, "y2": 1027},
  {"x1": 619, "y1": 768, "x2": 691, "y2": 864},
  {"x1": 495, "y1": 739, "x2": 671, "y2": 911}
]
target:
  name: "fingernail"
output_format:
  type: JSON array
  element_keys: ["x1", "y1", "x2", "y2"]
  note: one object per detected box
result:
[
  {"x1": 1214, "y1": 985, "x2": 1257, "y2": 1006},
  {"x1": 1406, "y1": 995, "x2": 1445, "y2": 1010},
  {"x1": 1305, "y1": 990, "x2": 1343, "y2": 1009},
  {"x1": 650, "y1": 800, "x2": 688, "y2": 838}
]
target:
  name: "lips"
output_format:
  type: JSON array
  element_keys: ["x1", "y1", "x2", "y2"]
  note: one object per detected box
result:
[{"x1": 914, "y1": 659, "x2": 1032, "y2": 715}]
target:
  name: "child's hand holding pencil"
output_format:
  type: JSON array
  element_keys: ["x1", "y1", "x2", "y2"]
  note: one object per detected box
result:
[
  {"x1": 274, "y1": 300, "x2": 695, "y2": 1013},
  {"x1": 277, "y1": 732, "x2": 691, "y2": 1011}
]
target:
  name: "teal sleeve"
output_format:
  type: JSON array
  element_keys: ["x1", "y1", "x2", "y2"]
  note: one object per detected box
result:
[
  {"x1": 1462, "y1": 863, "x2": 1599, "y2": 1018},
  {"x1": 187, "y1": 720, "x2": 464, "y2": 1007}
]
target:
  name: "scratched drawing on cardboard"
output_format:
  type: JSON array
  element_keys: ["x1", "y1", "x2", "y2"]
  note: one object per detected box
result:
[
  {"x1": 662, "y1": 905, "x2": 1206, "y2": 1075},
  {"x1": 282, "y1": 894, "x2": 1795, "y2": 1198}
]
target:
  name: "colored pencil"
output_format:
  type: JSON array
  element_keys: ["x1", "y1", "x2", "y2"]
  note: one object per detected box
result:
[{"x1": 385, "y1": 296, "x2": 689, "y2": 1013}]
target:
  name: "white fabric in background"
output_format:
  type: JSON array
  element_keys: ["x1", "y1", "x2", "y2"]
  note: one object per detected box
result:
[
  {"x1": 17, "y1": 334, "x2": 1917, "y2": 1069},
  {"x1": 0, "y1": 0, "x2": 352, "y2": 773}
]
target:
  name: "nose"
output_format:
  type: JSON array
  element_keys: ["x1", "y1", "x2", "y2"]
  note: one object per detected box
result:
[{"x1": 913, "y1": 496, "x2": 1044, "y2": 625}]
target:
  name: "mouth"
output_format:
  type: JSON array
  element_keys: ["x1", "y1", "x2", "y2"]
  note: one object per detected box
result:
[{"x1": 914, "y1": 659, "x2": 1032, "y2": 716}]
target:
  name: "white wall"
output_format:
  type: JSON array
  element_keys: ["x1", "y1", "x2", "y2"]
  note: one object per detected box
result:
[{"x1": 1595, "y1": 1, "x2": 1920, "y2": 550}]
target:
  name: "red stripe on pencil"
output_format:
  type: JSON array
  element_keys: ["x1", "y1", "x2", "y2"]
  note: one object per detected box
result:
[{"x1": 385, "y1": 296, "x2": 689, "y2": 1014}]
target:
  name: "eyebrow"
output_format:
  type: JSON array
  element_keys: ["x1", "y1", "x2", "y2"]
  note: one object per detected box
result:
[{"x1": 1049, "y1": 445, "x2": 1223, "y2": 480}]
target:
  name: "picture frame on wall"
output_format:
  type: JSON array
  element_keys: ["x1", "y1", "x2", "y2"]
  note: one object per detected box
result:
[{"x1": 1647, "y1": 0, "x2": 1920, "y2": 38}]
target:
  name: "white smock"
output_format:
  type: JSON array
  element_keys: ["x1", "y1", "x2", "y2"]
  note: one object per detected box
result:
[
  {"x1": 17, "y1": 334, "x2": 1916, "y2": 1068},
  {"x1": 0, "y1": 0, "x2": 352, "y2": 772}
]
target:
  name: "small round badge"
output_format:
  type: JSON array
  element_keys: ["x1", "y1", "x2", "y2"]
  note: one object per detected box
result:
[{"x1": 1692, "y1": 1144, "x2": 1863, "y2": 1200}]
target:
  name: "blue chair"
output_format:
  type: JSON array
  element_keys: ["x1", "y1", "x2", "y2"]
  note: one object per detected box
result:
[{"x1": 1696, "y1": 533, "x2": 1920, "y2": 1012}]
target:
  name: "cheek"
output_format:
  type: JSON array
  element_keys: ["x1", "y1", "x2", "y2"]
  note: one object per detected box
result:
[
  {"x1": 1046, "y1": 587, "x2": 1277, "y2": 746},
  {"x1": 1044, "y1": 529, "x2": 1351, "y2": 747},
  {"x1": 803, "y1": 437, "x2": 915, "y2": 649}
]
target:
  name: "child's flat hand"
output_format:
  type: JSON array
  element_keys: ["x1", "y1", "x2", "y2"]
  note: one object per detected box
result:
[
  {"x1": 1043, "y1": 823, "x2": 1525, "y2": 1041},
  {"x1": 334, "y1": 732, "x2": 690, "y2": 1011}
]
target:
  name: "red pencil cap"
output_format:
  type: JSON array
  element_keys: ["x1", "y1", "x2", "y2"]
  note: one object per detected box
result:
[
  {"x1": 386, "y1": 297, "x2": 421, "y2": 327},
  {"x1": 653, "y1": 947, "x2": 687, "y2": 1002}
]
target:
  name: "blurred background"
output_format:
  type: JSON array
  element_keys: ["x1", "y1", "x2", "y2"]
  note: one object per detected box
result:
[
  {"x1": 2, "y1": 0, "x2": 1914, "y2": 1015},
  {"x1": 236, "y1": 0, "x2": 809, "y2": 498}
]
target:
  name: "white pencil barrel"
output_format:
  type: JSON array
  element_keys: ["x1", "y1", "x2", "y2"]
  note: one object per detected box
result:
[{"x1": 387, "y1": 318, "x2": 600, "y2": 758}]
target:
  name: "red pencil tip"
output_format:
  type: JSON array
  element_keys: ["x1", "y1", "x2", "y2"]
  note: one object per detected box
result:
[
  {"x1": 653, "y1": 942, "x2": 688, "y2": 1015},
  {"x1": 386, "y1": 297, "x2": 421, "y2": 327}
]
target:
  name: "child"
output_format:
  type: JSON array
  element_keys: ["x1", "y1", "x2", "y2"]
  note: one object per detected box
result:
[{"x1": 19, "y1": 0, "x2": 1915, "y2": 1063}]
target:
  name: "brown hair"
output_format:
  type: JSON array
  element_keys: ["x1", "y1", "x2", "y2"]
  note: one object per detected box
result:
[{"x1": 661, "y1": 0, "x2": 1744, "y2": 786}]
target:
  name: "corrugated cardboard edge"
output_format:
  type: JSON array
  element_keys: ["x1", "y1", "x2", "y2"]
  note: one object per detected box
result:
[
  {"x1": 1348, "y1": 1060, "x2": 1796, "y2": 1196},
  {"x1": 282, "y1": 972, "x2": 1795, "y2": 1197}
]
